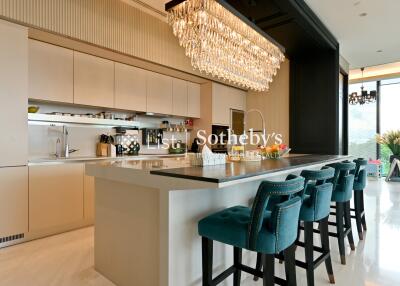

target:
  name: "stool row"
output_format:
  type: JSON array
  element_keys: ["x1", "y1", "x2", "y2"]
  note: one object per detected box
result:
[{"x1": 198, "y1": 158, "x2": 368, "y2": 286}]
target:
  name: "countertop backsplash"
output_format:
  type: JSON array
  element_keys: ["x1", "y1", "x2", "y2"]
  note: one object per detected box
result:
[{"x1": 28, "y1": 102, "x2": 190, "y2": 160}]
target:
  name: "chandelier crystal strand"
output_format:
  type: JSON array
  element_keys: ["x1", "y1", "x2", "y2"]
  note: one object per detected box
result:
[{"x1": 167, "y1": 0, "x2": 285, "y2": 91}]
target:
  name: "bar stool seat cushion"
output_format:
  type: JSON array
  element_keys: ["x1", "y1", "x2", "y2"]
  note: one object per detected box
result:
[{"x1": 198, "y1": 206, "x2": 279, "y2": 254}]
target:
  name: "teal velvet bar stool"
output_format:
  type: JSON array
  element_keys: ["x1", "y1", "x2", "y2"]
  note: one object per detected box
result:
[
  {"x1": 351, "y1": 158, "x2": 368, "y2": 240},
  {"x1": 198, "y1": 175, "x2": 304, "y2": 286},
  {"x1": 296, "y1": 167, "x2": 336, "y2": 286},
  {"x1": 254, "y1": 167, "x2": 336, "y2": 286},
  {"x1": 327, "y1": 161, "x2": 356, "y2": 265}
]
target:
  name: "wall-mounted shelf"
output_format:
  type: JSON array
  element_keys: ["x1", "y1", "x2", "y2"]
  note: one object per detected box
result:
[{"x1": 28, "y1": 113, "x2": 140, "y2": 128}]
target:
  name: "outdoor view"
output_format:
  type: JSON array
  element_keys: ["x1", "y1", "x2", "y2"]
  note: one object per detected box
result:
[
  {"x1": 348, "y1": 81, "x2": 377, "y2": 159},
  {"x1": 380, "y1": 78, "x2": 400, "y2": 174},
  {"x1": 348, "y1": 78, "x2": 400, "y2": 175}
]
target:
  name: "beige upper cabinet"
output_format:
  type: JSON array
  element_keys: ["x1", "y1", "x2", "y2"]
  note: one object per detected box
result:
[
  {"x1": 28, "y1": 40, "x2": 73, "y2": 103},
  {"x1": 212, "y1": 83, "x2": 246, "y2": 126},
  {"x1": 146, "y1": 72, "x2": 173, "y2": 114},
  {"x1": 29, "y1": 164, "x2": 84, "y2": 232},
  {"x1": 0, "y1": 166, "x2": 28, "y2": 238},
  {"x1": 172, "y1": 78, "x2": 188, "y2": 117},
  {"x1": 115, "y1": 62, "x2": 147, "y2": 112},
  {"x1": 187, "y1": 82, "x2": 201, "y2": 118},
  {"x1": 0, "y1": 20, "x2": 28, "y2": 167},
  {"x1": 74, "y1": 51, "x2": 114, "y2": 108}
]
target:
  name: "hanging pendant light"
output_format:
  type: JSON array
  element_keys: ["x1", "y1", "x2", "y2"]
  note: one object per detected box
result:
[
  {"x1": 348, "y1": 67, "x2": 377, "y2": 105},
  {"x1": 165, "y1": 0, "x2": 285, "y2": 92}
]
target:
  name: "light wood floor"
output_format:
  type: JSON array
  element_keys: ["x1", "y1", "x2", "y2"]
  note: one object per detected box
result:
[{"x1": 0, "y1": 227, "x2": 114, "y2": 286}]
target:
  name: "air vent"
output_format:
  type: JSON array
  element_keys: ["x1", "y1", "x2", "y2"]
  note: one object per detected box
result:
[{"x1": 0, "y1": 233, "x2": 24, "y2": 243}]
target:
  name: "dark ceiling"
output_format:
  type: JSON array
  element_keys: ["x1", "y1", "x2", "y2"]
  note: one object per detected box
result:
[{"x1": 225, "y1": 0, "x2": 338, "y2": 58}]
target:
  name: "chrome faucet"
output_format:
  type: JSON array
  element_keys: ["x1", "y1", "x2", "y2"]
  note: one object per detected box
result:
[
  {"x1": 63, "y1": 125, "x2": 70, "y2": 158},
  {"x1": 55, "y1": 126, "x2": 78, "y2": 158},
  {"x1": 243, "y1": 109, "x2": 266, "y2": 137}
]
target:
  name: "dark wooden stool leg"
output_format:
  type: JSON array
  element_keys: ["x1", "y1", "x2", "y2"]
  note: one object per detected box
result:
[
  {"x1": 262, "y1": 254, "x2": 275, "y2": 286},
  {"x1": 254, "y1": 253, "x2": 262, "y2": 281},
  {"x1": 336, "y1": 202, "x2": 346, "y2": 265},
  {"x1": 233, "y1": 247, "x2": 242, "y2": 286},
  {"x1": 283, "y1": 244, "x2": 297, "y2": 286},
  {"x1": 354, "y1": 191, "x2": 364, "y2": 240},
  {"x1": 361, "y1": 191, "x2": 367, "y2": 231},
  {"x1": 344, "y1": 201, "x2": 355, "y2": 250},
  {"x1": 304, "y1": 221, "x2": 314, "y2": 286},
  {"x1": 319, "y1": 217, "x2": 335, "y2": 284},
  {"x1": 202, "y1": 237, "x2": 213, "y2": 286}
]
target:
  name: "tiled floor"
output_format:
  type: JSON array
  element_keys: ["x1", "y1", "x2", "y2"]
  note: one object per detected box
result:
[{"x1": 0, "y1": 179, "x2": 399, "y2": 286}]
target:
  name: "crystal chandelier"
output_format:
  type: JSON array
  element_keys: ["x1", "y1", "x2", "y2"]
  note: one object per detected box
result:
[
  {"x1": 348, "y1": 67, "x2": 377, "y2": 105},
  {"x1": 165, "y1": 0, "x2": 285, "y2": 92}
]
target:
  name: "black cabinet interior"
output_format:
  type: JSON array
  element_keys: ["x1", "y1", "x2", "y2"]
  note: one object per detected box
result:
[{"x1": 225, "y1": 0, "x2": 341, "y2": 154}]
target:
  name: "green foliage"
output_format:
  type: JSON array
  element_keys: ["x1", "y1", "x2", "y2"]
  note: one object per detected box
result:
[
  {"x1": 380, "y1": 144, "x2": 392, "y2": 175},
  {"x1": 377, "y1": 130, "x2": 400, "y2": 156}
]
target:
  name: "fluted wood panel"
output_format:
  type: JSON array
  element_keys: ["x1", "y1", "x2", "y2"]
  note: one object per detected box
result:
[
  {"x1": 0, "y1": 0, "x2": 194, "y2": 74},
  {"x1": 247, "y1": 59, "x2": 290, "y2": 145}
]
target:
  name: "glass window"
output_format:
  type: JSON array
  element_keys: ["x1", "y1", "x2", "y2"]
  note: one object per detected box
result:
[
  {"x1": 348, "y1": 81, "x2": 378, "y2": 160},
  {"x1": 379, "y1": 79, "x2": 400, "y2": 174}
]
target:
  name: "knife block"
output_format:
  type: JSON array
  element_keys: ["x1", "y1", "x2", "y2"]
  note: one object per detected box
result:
[{"x1": 96, "y1": 143, "x2": 109, "y2": 157}]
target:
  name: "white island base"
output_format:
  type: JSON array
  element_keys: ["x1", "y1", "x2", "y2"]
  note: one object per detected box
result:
[{"x1": 86, "y1": 155, "x2": 348, "y2": 286}]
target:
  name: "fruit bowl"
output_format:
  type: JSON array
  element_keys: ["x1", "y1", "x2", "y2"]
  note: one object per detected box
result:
[
  {"x1": 259, "y1": 144, "x2": 291, "y2": 159},
  {"x1": 28, "y1": 106, "x2": 40, "y2": 113}
]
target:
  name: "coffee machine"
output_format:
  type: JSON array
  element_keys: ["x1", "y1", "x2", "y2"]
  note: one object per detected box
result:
[{"x1": 114, "y1": 127, "x2": 140, "y2": 156}]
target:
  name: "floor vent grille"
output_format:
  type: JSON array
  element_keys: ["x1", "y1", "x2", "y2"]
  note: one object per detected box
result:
[{"x1": 0, "y1": 233, "x2": 24, "y2": 243}]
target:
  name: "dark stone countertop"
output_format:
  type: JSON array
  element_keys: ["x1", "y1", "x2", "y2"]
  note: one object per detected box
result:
[{"x1": 150, "y1": 154, "x2": 352, "y2": 183}]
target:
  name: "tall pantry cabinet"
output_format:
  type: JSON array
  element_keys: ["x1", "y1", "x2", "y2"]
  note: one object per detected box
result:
[{"x1": 0, "y1": 20, "x2": 28, "y2": 240}]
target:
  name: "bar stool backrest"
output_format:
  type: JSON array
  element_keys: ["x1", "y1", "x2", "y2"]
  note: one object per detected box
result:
[
  {"x1": 327, "y1": 161, "x2": 356, "y2": 202},
  {"x1": 352, "y1": 158, "x2": 368, "y2": 191},
  {"x1": 248, "y1": 175, "x2": 305, "y2": 253},
  {"x1": 300, "y1": 166, "x2": 335, "y2": 196},
  {"x1": 300, "y1": 166, "x2": 335, "y2": 221}
]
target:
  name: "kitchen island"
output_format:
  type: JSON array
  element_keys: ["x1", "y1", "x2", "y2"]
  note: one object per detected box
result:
[{"x1": 86, "y1": 154, "x2": 350, "y2": 286}]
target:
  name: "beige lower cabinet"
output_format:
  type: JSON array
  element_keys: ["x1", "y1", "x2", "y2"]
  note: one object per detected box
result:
[
  {"x1": 29, "y1": 164, "x2": 84, "y2": 233},
  {"x1": 0, "y1": 166, "x2": 28, "y2": 238},
  {"x1": 84, "y1": 173, "x2": 95, "y2": 222}
]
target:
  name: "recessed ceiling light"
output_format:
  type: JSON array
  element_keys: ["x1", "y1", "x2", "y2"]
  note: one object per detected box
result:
[{"x1": 359, "y1": 12, "x2": 368, "y2": 17}]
